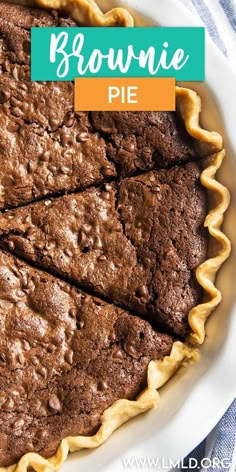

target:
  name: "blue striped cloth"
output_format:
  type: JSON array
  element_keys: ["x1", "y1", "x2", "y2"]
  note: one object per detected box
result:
[
  {"x1": 180, "y1": 0, "x2": 236, "y2": 71},
  {"x1": 173, "y1": 1, "x2": 236, "y2": 470},
  {"x1": 177, "y1": 399, "x2": 236, "y2": 471}
]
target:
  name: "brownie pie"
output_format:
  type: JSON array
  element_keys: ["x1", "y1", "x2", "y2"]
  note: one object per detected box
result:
[{"x1": 0, "y1": 0, "x2": 230, "y2": 470}]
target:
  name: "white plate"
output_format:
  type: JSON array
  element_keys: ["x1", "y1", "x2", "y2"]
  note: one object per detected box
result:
[{"x1": 63, "y1": 1, "x2": 236, "y2": 471}]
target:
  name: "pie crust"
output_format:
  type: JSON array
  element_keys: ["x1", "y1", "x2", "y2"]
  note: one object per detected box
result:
[
  {"x1": 0, "y1": 1, "x2": 231, "y2": 471},
  {"x1": 7, "y1": 0, "x2": 134, "y2": 25},
  {"x1": 175, "y1": 87, "x2": 231, "y2": 344}
]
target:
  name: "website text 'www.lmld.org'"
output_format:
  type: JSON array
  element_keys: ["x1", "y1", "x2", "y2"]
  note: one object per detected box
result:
[{"x1": 122, "y1": 457, "x2": 233, "y2": 470}]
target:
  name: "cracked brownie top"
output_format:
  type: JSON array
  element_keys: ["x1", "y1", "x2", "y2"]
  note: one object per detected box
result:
[
  {"x1": 0, "y1": 250, "x2": 173, "y2": 466},
  {"x1": 0, "y1": 162, "x2": 207, "y2": 337},
  {"x1": 0, "y1": 1, "x2": 196, "y2": 210}
]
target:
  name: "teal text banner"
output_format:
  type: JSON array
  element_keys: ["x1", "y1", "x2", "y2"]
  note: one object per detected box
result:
[{"x1": 31, "y1": 27, "x2": 205, "y2": 81}]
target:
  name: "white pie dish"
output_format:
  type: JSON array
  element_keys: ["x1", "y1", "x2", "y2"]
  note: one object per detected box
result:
[{"x1": 57, "y1": 1, "x2": 236, "y2": 471}]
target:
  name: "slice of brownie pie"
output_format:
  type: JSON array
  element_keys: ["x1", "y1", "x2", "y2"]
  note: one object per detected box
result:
[
  {"x1": 0, "y1": 0, "x2": 231, "y2": 471},
  {"x1": 0, "y1": 249, "x2": 175, "y2": 466},
  {"x1": 0, "y1": 162, "x2": 208, "y2": 338}
]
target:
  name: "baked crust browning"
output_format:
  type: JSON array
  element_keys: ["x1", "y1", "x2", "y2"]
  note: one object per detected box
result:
[
  {"x1": 6, "y1": 0, "x2": 134, "y2": 26},
  {"x1": 175, "y1": 87, "x2": 231, "y2": 344},
  {"x1": 37, "y1": 0, "x2": 134, "y2": 26},
  {"x1": 189, "y1": 150, "x2": 231, "y2": 343}
]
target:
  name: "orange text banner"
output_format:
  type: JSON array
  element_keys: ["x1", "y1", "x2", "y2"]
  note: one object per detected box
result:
[{"x1": 74, "y1": 77, "x2": 176, "y2": 111}]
